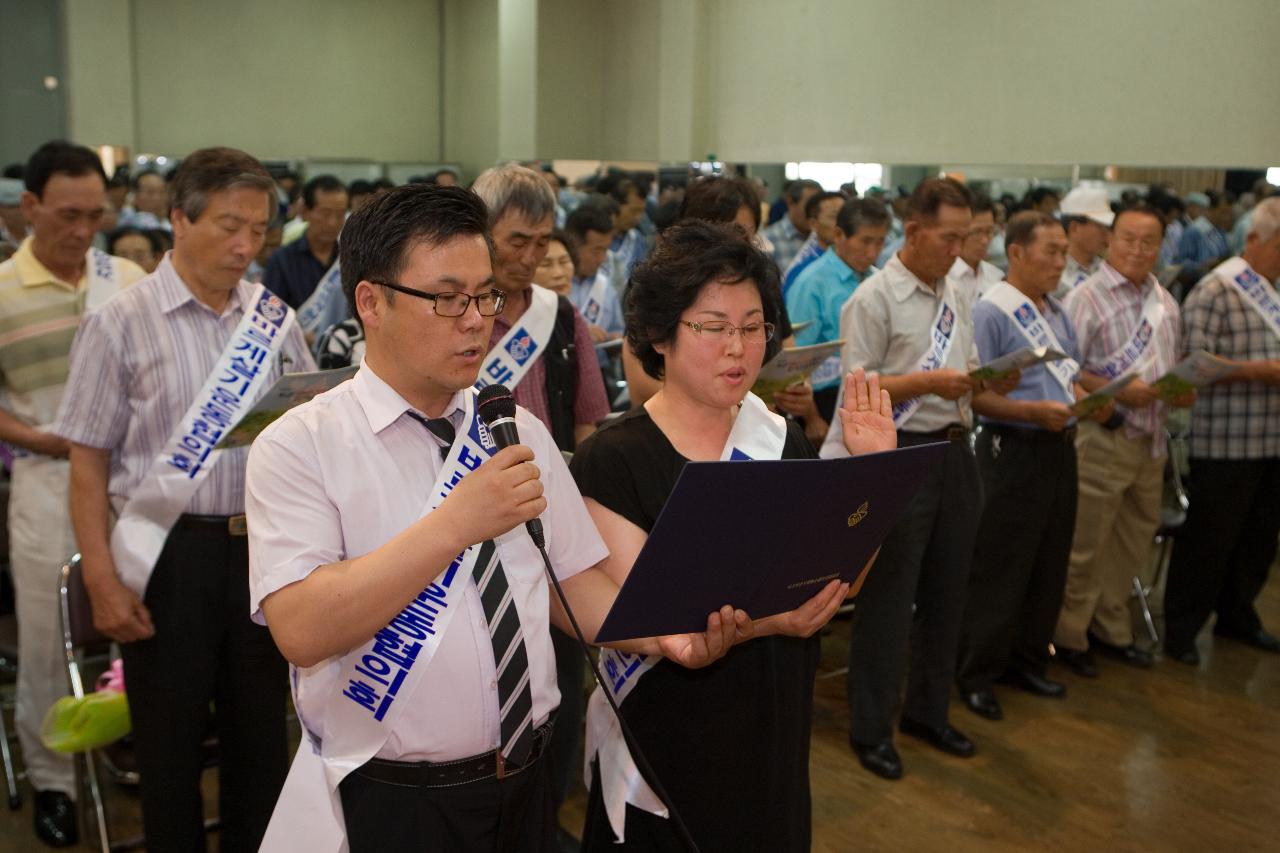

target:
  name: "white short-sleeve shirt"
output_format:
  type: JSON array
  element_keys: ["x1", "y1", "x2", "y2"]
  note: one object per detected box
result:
[
  {"x1": 837, "y1": 253, "x2": 981, "y2": 433},
  {"x1": 245, "y1": 363, "x2": 608, "y2": 762}
]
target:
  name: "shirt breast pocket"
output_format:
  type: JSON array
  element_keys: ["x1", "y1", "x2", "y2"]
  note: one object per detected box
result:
[{"x1": 494, "y1": 531, "x2": 543, "y2": 586}]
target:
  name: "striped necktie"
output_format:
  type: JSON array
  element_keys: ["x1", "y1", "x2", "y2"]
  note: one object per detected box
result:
[{"x1": 407, "y1": 411, "x2": 536, "y2": 766}]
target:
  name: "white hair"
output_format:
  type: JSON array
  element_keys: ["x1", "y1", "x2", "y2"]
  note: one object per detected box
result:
[
  {"x1": 1248, "y1": 196, "x2": 1280, "y2": 243},
  {"x1": 471, "y1": 163, "x2": 557, "y2": 228}
]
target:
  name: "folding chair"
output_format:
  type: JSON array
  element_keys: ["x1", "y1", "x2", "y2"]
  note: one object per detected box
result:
[
  {"x1": 0, "y1": 610, "x2": 22, "y2": 809},
  {"x1": 60, "y1": 556, "x2": 223, "y2": 852},
  {"x1": 1132, "y1": 428, "x2": 1190, "y2": 645},
  {"x1": 59, "y1": 554, "x2": 143, "y2": 853}
]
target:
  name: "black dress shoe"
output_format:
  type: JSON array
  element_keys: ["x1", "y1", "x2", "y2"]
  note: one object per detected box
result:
[
  {"x1": 963, "y1": 689, "x2": 1003, "y2": 720},
  {"x1": 1213, "y1": 626, "x2": 1280, "y2": 654},
  {"x1": 999, "y1": 668, "x2": 1067, "y2": 698},
  {"x1": 1053, "y1": 646, "x2": 1098, "y2": 678},
  {"x1": 898, "y1": 718, "x2": 976, "y2": 758},
  {"x1": 1090, "y1": 637, "x2": 1154, "y2": 668},
  {"x1": 34, "y1": 790, "x2": 77, "y2": 848},
  {"x1": 1165, "y1": 644, "x2": 1200, "y2": 665},
  {"x1": 851, "y1": 739, "x2": 903, "y2": 780}
]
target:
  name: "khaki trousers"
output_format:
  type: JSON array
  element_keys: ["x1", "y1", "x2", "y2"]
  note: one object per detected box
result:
[
  {"x1": 1054, "y1": 421, "x2": 1164, "y2": 651},
  {"x1": 9, "y1": 455, "x2": 77, "y2": 795}
]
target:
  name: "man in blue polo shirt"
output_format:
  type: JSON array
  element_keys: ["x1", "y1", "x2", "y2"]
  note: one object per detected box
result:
[
  {"x1": 957, "y1": 211, "x2": 1111, "y2": 721},
  {"x1": 786, "y1": 198, "x2": 890, "y2": 419},
  {"x1": 782, "y1": 190, "x2": 845, "y2": 295}
]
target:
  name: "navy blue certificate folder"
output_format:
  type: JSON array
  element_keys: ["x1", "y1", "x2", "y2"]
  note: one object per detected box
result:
[{"x1": 593, "y1": 442, "x2": 948, "y2": 643}]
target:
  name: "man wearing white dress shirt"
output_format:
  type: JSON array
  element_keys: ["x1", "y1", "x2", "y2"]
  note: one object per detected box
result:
[
  {"x1": 246, "y1": 184, "x2": 740, "y2": 853},
  {"x1": 946, "y1": 193, "x2": 1004, "y2": 304},
  {"x1": 57, "y1": 147, "x2": 314, "y2": 850},
  {"x1": 823, "y1": 178, "x2": 1018, "y2": 781}
]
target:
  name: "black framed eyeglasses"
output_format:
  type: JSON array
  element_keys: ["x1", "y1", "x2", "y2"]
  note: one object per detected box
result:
[{"x1": 372, "y1": 280, "x2": 507, "y2": 317}]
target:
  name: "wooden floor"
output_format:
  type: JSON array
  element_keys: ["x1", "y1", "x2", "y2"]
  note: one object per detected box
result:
[{"x1": 3, "y1": 570, "x2": 1278, "y2": 852}]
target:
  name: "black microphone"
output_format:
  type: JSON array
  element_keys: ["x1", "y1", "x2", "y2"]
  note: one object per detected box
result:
[{"x1": 476, "y1": 384, "x2": 546, "y2": 549}]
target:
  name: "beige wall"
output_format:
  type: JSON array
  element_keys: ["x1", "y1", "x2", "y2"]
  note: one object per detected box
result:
[
  {"x1": 697, "y1": 0, "x2": 1280, "y2": 167},
  {"x1": 535, "y1": 0, "x2": 606, "y2": 158},
  {"x1": 443, "y1": 0, "x2": 499, "y2": 177},
  {"x1": 60, "y1": 0, "x2": 1280, "y2": 171},
  {"x1": 63, "y1": 0, "x2": 136, "y2": 150},
  {"x1": 67, "y1": 0, "x2": 443, "y2": 162}
]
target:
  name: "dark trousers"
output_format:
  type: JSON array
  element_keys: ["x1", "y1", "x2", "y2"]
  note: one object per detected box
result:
[
  {"x1": 339, "y1": 754, "x2": 556, "y2": 853},
  {"x1": 119, "y1": 523, "x2": 288, "y2": 852},
  {"x1": 1164, "y1": 458, "x2": 1280, "y2": 649},
  {"x1": 848, "y1": 434, "x2": 981, "y2": 745},
  {"x1": 957, "y1": 428, "x2": 1077, "y2": 692},
  {"x1": 547, "y1": 625, "x2": 585, "y2": 815}
]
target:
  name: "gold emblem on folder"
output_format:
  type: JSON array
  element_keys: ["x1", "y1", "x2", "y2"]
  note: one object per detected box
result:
[{"x1": 847, "y1": 501, "x2": 869, "y2": 527}]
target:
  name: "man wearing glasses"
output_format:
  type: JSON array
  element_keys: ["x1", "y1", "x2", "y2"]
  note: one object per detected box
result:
[
  {"x1": 246, "y1": 185, "x2": 741, "y2": 852},
  {"x1": 946, "y1": 192, "x2": 1005, "y2": 304},
  {"x1": 823, "y1": 178, "x2": 1018, "y2": 780},
  {"x1": 1053, "y1": 203, "x2": 1194, "y2": 677}
]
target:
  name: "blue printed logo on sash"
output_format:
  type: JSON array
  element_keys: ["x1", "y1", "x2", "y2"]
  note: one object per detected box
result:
[
  {"x1": 728, "y1": 448, "x2": 753, "y2": 461},
  {"x1": 91, "y1": 248, "x2": 114, "y2": 282},
  {"x1": 938, "y1": 305, "x2": 955, "y2": 335},
  {"x1": 257, "y1": 293, "x2": 288, "y2": 327},
  {"x1": 1014, "y1": 304, "x2": 1036, "y2": 327},
  {"x1": 505, "y1": 328, "x2": 538, "y2": 365}
]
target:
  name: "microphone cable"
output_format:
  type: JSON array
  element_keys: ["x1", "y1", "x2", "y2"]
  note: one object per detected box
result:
[{"x1": 532, "y1": 536, "x2": 703, "y2": 853}]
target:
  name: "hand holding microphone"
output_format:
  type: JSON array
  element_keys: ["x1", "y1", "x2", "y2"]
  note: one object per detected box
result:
[{"x1": 436, "y1": 385, "x2": 546, "y2": 547}]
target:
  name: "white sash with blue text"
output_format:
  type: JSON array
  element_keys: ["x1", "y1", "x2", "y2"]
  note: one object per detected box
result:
[
  {"x1": 297, "y1": 260, "x2": 346, "y2": 336},
  {"x1": 261, "y1": 390, "x2": 502, "y2": 853},
  {"x1": 585, "y1": 392, "x2": 786, "y2": 843},
  {"x1": 891, "y1": 291, "x2": 959, "y2": 428},
  {"x1": 1218, "y1": 257, "x2": 1280, "y2": 341},
  {"x1": 581, "y1": 267, "x2": 611, "y2": 327},
  {"x1": 1095, "y1": 282, "x2": 1166, "y2": 380},
  {"x1": 86, "y1": 247, "x2": 120, "y2": 312},
  {"x1": 984, "y1": 281, "x2": 1079, "y2": 395},
  {"x1": 475, "y1": 284, "x2": 559, "y2": 392},
  {"x1": 109, "y1": 284, "x2": 293, "y2": 595}
]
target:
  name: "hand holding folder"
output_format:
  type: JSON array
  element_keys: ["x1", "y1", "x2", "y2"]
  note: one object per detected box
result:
[{"x1": 594, "y1": 442, "x2": 946, "y2": 643}]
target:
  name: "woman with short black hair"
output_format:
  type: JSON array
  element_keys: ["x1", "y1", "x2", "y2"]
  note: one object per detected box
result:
[{"x1": 571, "y1": 220, "x2": 896, "y2": 852}]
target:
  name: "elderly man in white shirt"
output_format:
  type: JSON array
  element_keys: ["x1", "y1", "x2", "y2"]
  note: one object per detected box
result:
[
  {"x1": 823, "y1": 179, "x2": 1018, "y2": 782},
  {"x1": 246, "y1": 184, "x2": 744, "y2": 853}
]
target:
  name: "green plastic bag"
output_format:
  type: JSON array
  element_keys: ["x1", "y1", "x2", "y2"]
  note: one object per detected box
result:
[{"x1": 40, "y1": 691, "x2": 131, "y2": 753}]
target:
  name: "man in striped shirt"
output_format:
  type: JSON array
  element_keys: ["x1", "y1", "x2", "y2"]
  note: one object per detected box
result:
[
  {"x1": 0, "y1": 141, "x2": 144, "y2": 847},
  {"x1": 1054, "y1": 203, "x2": 1195, "y2": 677},
  {"x1": 57, "y1": 147, "x2": 314, "y2": 850}
]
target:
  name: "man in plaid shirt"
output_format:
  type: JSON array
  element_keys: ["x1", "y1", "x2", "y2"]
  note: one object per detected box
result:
[
  {"x1": 1163, "y1": 197, "x2": 1280, "y2": 665},
  {"x1": 1053, "y1": 203, "x2": 1195, "y2": 677}
]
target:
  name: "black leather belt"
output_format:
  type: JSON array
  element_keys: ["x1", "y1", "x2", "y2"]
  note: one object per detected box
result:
[
  {"x1": 986, "y1": 424, "x2": 1077, "y2": 444},
  {"x1": 900, "y1": 424, "x2": 970, "y2": 444},
  {"x1": 353, "y1": 716, "x2": 555, "y2": 788},
  {"x1": 175, "y1": 513, "x2": 248, "y2": 537}
]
